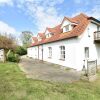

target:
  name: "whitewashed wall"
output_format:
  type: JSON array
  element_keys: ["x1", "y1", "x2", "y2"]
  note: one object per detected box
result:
[
  {"x1": 27, "y1": 22, "x2": 100, "y2": 71},
  {"x1": 77, "y1": 22, "x2": 100, "y2": 69},
  {"x1": 27, "y1": 47, "x2": 33, "y2": 58},
  {"x1": 43, "y1": 39, "x2": 79, "y2": 69},
  {"x1": 38, "y1": 45, "x2": 43, "y2": 60},
  {"x1": 29, "y1": 46, "x2": 39, "y2": 59},
  {"x1": 0, "y1": 49, "x2": 5, "y2": 62}
]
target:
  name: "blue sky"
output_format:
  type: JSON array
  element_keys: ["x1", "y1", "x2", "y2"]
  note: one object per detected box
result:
[{"x1": 0, "y1": 0, "x2": 99, "y2": 36}]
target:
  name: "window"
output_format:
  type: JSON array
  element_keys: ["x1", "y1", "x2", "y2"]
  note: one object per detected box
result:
[
  {"x1": 46, "y1": 34, "x2": 49, "y2": 38},
  {"x1": 85, "y1": 47, "x2": 89, "y2": 58},
  {"x1": 48, "y1": 47, "x2": 52, "y2": 58},
  {"x1": 60, "y1": 46, "x2": 65, "y2": 60},
  {"x1": 46, "y1": 33, "x2": 54, "y2": 38},
  {"x1": 64, "y1": 25, "x2": 70, "y2": 32},
  {"x1": 38, "y1": 37, "x2": 42, "y2": 41},
  {"x1": 50, "y1": 33, "x2": 54, "y2": 35}
]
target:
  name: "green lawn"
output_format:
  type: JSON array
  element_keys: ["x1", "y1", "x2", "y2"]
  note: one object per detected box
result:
[{"x1": 0, "y1": 62, "x2": 100, "y2": 100}]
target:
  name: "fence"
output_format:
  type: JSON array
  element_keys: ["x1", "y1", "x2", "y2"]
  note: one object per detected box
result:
[{"x1": 87, "y1": 60, "x2": 97, "y2": 76}]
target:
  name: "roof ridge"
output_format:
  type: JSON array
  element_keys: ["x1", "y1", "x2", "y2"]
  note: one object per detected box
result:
[
  {"x1": 80, "y1": 13, "x2": 89, "y2": 18},
  {"x1": 46, "y1": 24, "x2": 61, "y2": 29},
  {"x1": 72, "y1": 13, "x2": 89, "y2": 20}
]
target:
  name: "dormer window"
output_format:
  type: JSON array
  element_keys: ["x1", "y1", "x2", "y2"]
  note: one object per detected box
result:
[
  {"x1": 50, "y1": 33, "x2": 54, "y2": 35},
  {"x1": 38, "y1": 37, "x2": 42, "y2": 41},
  {"x1": 37, "y1": 36, "x2": 41, "y2": 41},
  {"x1": 46, "y1": 34, "x2": 49, "y2": 38},
  {"x1": 37, "y1": 35, "x2": 42, "y2": 41},
  {"x1": 37, "y1": 33, "x2": 45, "y2": 42},
  {"x1": 32, "y1": 39, "x2": 35, "y2": 43},
  {"x1": 46, "y1": 33, "x2": 54, "y2": 38},
  {"x1": 31, "y1": 37, "x2": 38, "y2": 44},
  {"x1": 63, "y1": 24, "x2": 70, "y2": 33},
  {"x1": 64, "y1": 25, "x2": 70, "y2": 32},
  {"x1": 61, "y1": 18, "x2": 78, "y2": 33}
]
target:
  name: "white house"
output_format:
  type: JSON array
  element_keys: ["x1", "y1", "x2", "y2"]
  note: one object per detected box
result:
[{"x1": 27, "y1": 13, "x2": 100, "y2": 71}]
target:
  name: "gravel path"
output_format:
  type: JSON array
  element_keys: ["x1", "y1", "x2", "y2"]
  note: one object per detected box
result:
[{"x1": 19, "y1": 56, "x2": 81, "y2": 83}]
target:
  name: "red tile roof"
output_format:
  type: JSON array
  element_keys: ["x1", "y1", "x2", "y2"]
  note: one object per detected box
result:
[
  {"x1": 61, "y1": 17, "x2": 77, "y2": 25},
  {"x1": 31, "y1": 13, "x2": 90, "y2": 46},
  {"x1": 46, "y1": 24, "x2": 63, "y2": 35}
]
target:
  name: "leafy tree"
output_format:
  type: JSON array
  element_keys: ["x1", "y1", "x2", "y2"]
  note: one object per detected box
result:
[
  {"x1": 0, "y1": 34, "x2": 17, "y2": 62},
  {"x1": 21, "y1": 31, "x2": 33, "y2": 47}
]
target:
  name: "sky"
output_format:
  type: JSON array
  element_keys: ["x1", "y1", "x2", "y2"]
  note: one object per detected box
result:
[{"x1": 0, "y1": 0, "x2": 100, "y2": 37}]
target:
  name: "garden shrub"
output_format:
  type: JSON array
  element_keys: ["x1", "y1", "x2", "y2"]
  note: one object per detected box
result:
[
  {"x1": 15, "y1": 46, "x2": 27, "y2": 56},
  {"x1": 7, "y1": 50, "x2": 20, "y2": 62}
]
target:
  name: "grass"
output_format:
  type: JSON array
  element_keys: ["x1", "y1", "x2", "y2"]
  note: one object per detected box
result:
[{"x1": 0, "y1": 62, "x2": 100, "y2": 100}]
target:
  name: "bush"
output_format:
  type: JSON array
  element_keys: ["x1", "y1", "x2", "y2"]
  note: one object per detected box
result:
[
  {"x1": 14, "y1": 54, "x2": 20, "y2": 62},
  {"x1": 15, "y1": 46, "x2": 27, "y2": 56},
  {"x1": 7, "y1": 51, "x2": 20, "y2": 62}
]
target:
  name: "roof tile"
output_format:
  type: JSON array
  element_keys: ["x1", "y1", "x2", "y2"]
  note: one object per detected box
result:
[{"x1": 31, "y1": 13, "x2": 90, "y2": 46}]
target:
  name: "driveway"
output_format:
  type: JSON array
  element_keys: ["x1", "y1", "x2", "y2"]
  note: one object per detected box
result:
[{"x1": 19, "y1": 56, "x2": 81, "y2": 83}]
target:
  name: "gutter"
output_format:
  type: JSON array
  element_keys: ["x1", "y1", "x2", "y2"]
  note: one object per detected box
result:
[{"x1": 88, "y1": 17, "x2": 100, "y2": 24}]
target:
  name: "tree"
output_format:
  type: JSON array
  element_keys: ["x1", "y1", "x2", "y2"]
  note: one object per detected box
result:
[
  {"x1": 21, "y1": 31, "x2": 33, "y2": 47},
  {"x1": 0, "y1": 34, "x2": 16, "y2": 49},
  {"x1": 0, "y1": 34, "x2": 17, "y2": 62}
]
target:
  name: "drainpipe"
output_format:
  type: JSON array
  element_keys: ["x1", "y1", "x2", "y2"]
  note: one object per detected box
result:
[
  {"x1": 38, "y1": 46, "x2": 39, "y2": 60},
  {"x1": 42, "y1": 45, "x2": 43, "y2": 61}
]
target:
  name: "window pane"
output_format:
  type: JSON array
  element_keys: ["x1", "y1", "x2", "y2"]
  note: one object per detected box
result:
[
  {"x1": 60, "y1": 46, "x2": 65, "y2": 60},
  {"x1": 65, "y1": 25, "x2": 69, "y2": 32},
  {"x1": 63, "y1": 51, "x2": 65, "y2": 55},
  {"x1": 48, "y1": 47, "x2": 52, "y2": 58},
  {"x1": 63, "y1": 46, "x2": 65, "y2": 49}
]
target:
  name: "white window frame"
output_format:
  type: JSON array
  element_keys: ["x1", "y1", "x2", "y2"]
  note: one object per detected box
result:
[
  {"x1": 46, "y1": 33, "x2": 54, "y2": 38},
  {"x1": 48, "y1": 47, "x2": 52, "y2": 58},
  {"x1": 60, "y1": 46, "x2": 65, "y2": 60}
]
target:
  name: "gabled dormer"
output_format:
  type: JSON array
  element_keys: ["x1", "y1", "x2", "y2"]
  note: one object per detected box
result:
[
  {"x1": 37, "y1": 33, "x2": 45, "y2": 41},
  {"x1": 32, "y1": 37, "x2": 38, "y2": 43},
  {"x1": 45, "y1": 28, "x2": 54, "y2": 38},
  {"x1": 37, "y1": 34, "x2": 42, "y2": 41},
  {"x1": 61, "y1": 17, "x2": 78, "y2": 33}
]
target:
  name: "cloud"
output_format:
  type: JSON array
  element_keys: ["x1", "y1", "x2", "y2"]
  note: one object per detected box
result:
[
  {"x1": 0, "y1": 21, "x2": 16, "y2": 34},
  {"x1": 86, "y1": 5, "x2": 100, "y2": 19},
  {"x1": 16, "y1": 0, "x2": 64, "y2": 32},
  {"x1": 0, "y1": 0, "x2": 13, "y2": 6},
  {"x1": 0, "y1": 21, "x2": 22, "y2": 45},
  {"x1": 74, "y1": 0, "x2": 81, "y2": 4},
  {"x1": 15, "y1": 0, "x2": 100, "y2": 32},
  {"x1": 72, "y1": 1, "x2": 100, "y2": 19},
  {"x1": 74, "y1": 0, "x2": 90, "y2": 6}
]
